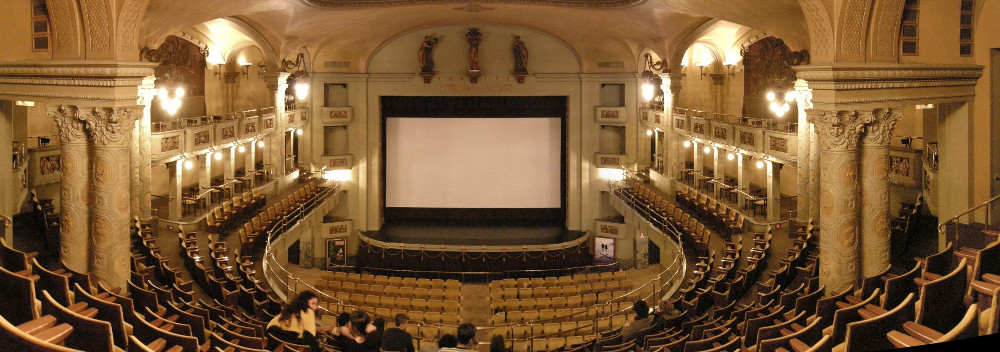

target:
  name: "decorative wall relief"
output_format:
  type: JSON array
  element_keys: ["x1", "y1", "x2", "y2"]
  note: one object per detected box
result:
[
  {"x1": 139, "y1": 35, "x2": 206, "y2": 96},
  {"x1": 769, "y1": 136, "x2": 788, "y2": 153},
  {"x1": 692, "y1": 122, "x2": 705, "y2": 134},
  {"x1": 600, "y1": 156, "x2": 621, "y2": 165},
  {"x1": 221, "y1": 126, "x2": 235, "y2": 139},
  {"x1": 599, "y1": 224, "x2": 619, "y2": 235},
  {"x1": 601, "y1": 110, "x2": 619, "y2": 120},
  {"x1": 263, "y1": 118, "x2": 274, "y2": 129},
  {"x1": 329, "y1": 158, "x2": 350, "y2": 168},
  {"x1": 594, "y1": 107, "x2": 627, "y2": 124},
  {"x1": 161, "y1": 136, "x2": 179, "y2": 151},
  {"x1": 512, "y1": 35, "x2": 528, "y2": 83},
  {"x1": 193, "y1": 131, "x2": 210, "y2": 145},
  {"x1": 739, "y1": 131, "x2": 756, "y2": 146},
  {"x1": 741, "y1": 36, "x2": 809, "y2": 117},
  {"x1": 39, "y1": 155, "x2": 61, "y2": 175},
  {"x1": 287, "y1": 112, "x2": 296, "y2": 124},
  {"x1": 890, "y1": 156, "x2": 910, "y2": 177},
  {"x1": 245, "y1": 121, "x2": 257, "y2": 134},
  {"x1": 466, "y1": 28, "x2": 483, "y2": 83},
  {"x1": 714, "y1": 127, "x2": 728, "y2": 139},
  {"x1": 418, "y1": 35, "x2": 439, "y2": 83},
  {"x1": 675, "y1": 119, "x2": 685, "y2": 130}
]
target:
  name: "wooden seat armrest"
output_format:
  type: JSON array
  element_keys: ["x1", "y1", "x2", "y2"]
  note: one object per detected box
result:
[
  {"x1": 66, "y1": 302, "x2": 89, "y2": 313},
  {"x1": 921, "y1": 272, "x2": 943, "y2": 281},
  {"x1": 858, "y1": 308, "x2": 879, "y2": 320},
  {"x1": 842, "y1": 296, "x2": 861, "y2": 306},
  {"x1": 864, "y1": 304, "x2": 888, "y2": 315},
  {"x1": 147, "y1": 338, "x2": 168, "y2": 351},
  {"x1": 31, "y1": 323, "x2": 74, "y2": 345},
  {"x1": 982, "y1": 273, "x2": 1000, "y2": 285},
  {"x1": 16, "y1": 315, "x2": 57, "y2": 335},
  {"x1": 901, "y1": 321, "x2": 942, "y2": 343},
  {"x1": 887, "y1": 330, "x2": 924, "y2": 348},
  {"x1": 970, "y1": 280, "x2": 999, "y2": 296},
  {"x1": 24, "y1": 252, "x2": 38, "y2": 261},
  {"x1": 788, "y1": 338, "x2": 810, "y2": 352},
  {"x1": 913, "y1": 277, "x2": 931, "y2": 287}
]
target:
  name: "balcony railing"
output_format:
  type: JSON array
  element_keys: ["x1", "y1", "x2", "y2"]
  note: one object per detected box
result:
[
  {"x1": 151, "y1": 107, "x2": 278, "y2": 133},
  {"x1": 672, "y1": 107, "x2": 797, "y2": 133}
]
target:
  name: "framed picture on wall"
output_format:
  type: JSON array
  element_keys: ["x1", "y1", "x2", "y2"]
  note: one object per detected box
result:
[
  {"x1": 326, "y1": 238, "x2": 347, "y2": 269},
  {"x1": 594, "y1": 237, "x2": 615, "y2": 264}
]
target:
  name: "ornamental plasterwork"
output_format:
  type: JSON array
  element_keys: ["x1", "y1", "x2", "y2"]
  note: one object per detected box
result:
[
  {"x1": 86, "y1": 107, "x2": 141, "y2": 147},
  {"x1": 48, "y1": 105, "x2": 88, "y2": 143},
  {"x1": 302, "y1": 0, "x2": 644, "y2": 8},
  {"x1": 809, "y1": 110, "x2": 869, "y2": 151},
  {"x1": 862, "y1": 108, "x2": 900, "y2": 146}
]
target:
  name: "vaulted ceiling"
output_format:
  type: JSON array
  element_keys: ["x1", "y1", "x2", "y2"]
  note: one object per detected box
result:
[{"x1": 141, "y1": 0, "x2": 809, "y2": 72}]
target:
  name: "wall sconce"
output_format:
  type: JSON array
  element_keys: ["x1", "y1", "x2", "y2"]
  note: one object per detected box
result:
[
  {"x1": 640, "y1": 53, "x2": 666, "y2": 103},
  {"x1": 237, "y1": 145, "x2": 246, "y2": 153},
  {"x1": 756, "y1": 160, "x2": 765, "y2": 169},
  {"x1": 240, "y1": 62, "x2": 251, "y2": 79},
  {"x1": 726, "y1": 152, "x2": 735, "y2": 161},
  {"x1": 213, "y1": 63, "x2": 224, "y2": 78},
  {"x1": 766, "y1": 90, "x2": 796, "y2": 117},
  {"x1": 724, "y1": 64, "x2": 736, "y2": 77},
  {"x1": 683, "y1": 140, "x2": 691, "y2": 148},
  {"x1": 257, "y1": 63, "x2": 266, "y2": 78},
  {"x1": 213, "y1": 150, "x2": 223, "y2": 161}
]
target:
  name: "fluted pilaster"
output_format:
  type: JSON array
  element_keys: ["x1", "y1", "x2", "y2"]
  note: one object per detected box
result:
[
  {"x1": 860, "y1": 108, "x2": 900, "y2": 277},
  {"x1": 48, "y1": 105, "x2": 90, "y2": 272},
  {"x1": 85, "y1": 106, "x2": 141, "y2": 290},
  {"x1": 810, "y1": 109, "x2": 869, "y2": 294},
  {"x1": 132, "y1": 77, "x2": 155, "y2": 219}
]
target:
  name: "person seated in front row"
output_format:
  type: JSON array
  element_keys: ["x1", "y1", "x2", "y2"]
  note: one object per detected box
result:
[{"x1": 266, "y1": 291, "x2": 337, "y2": 351}]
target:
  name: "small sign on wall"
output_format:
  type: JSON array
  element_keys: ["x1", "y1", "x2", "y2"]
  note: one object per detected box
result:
[
  {"x1": 326, "y1": 238, "x2": 347, "y2": 269},
  {"x1": 594, "y1": 237, "x2": 615, "y2": 264}
]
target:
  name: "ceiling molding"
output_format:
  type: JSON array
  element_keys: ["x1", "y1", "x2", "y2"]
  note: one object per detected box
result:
[{"x1": 300, "y1": 0, "x2": 646, "y2": 9}]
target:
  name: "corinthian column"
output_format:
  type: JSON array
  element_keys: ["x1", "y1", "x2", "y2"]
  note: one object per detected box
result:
[
  {"x1": 85, "y1": 106, "x2": 140, "y2": 290},
  {"x1": 860, "y1": 108, "x2": 900, "y2": 277},
  {"x1": 810, "y1": 109, "x2": 869, "y2": 294},
  {"x1": 132, "y1": 77, "x2": 155, "y2": 219},
  {"x1": 48, "y1": 105, "x2": 90, "y2": 273}
]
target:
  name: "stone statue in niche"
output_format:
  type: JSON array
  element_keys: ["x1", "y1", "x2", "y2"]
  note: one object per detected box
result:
[
  {"x1": 418, "y1": 35, "x2": 439, "y2": 84},
  {"x1": 513, "y1": 35, "x2": 529, "y2": 83},
  {"x1": 466, "y1": 28, "x2": 483, "y2": 83}
]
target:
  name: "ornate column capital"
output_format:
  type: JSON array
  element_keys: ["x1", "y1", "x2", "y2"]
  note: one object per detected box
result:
[
  {"x1": 85, "y1": 106, "x2": 141, "y2": 147},
  {"x1": 48, "y1": 105, "x2": 88, "y2": 143},
  {"x1": 137, "y1": 76, "x2": 157, "y2": 106},
  {"x1": 862, "y1": 108, "x2": 901, "y2": 146},
  {"x1": 793, "y1": 79, "x2": 813, "y2": 110},
  {"x1": 808, "y1": 109, "x2": 869, "y2": 151}
]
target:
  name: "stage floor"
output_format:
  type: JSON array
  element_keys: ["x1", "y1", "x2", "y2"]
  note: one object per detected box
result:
[{"x1": 368, "y1": 219, "x2": 583, "y2": 246}]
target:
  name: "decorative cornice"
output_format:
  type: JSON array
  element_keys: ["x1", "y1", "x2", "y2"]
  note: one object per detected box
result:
[
  {"x1": 809, "y1": 92, "x2": 977, "y2": 105},
  {"x1": 808, "y1": 109, "x2": 869, "y2": 151},
  {"x1": 48, "y1": 105, "x2": 88, "y2": 143},
  {"x1": 301, "y1": 0, "x2": 645, "y2": 8},
  {"x1": 85, "y1": 106, "x2": 142, "y2": 147},
  {"x1": 0, "y1": 61, "x2": 157, "y2": 78},
  {"x1": 794, "y1": 64, "x2": 983, "y2": 84},
  {"x1": 0, "y1": 89, "x2": 141, "y2": 102},
  {"x1": 862, "y1": 108, "x2": 901, "y2": 146}
]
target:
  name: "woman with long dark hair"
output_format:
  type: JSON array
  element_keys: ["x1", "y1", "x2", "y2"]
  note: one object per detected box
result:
[{"x1": 267, "y1": 291, "x2": 336, "y2": 351}]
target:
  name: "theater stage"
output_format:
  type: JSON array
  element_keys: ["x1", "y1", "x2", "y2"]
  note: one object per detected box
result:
[{"x1": 366, "y1": 219, "x2": 584, "y2": 246}]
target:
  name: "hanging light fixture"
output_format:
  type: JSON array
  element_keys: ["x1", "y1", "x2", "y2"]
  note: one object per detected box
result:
[
  {"x1": 766, "y1": 90, "x2": 796, "y2": 117},
  {"x1": 158, "y1": 87, "x2": 185, "y2": 115},
  {"x1": 640, "y1": 53, "x2": 666, "y2": 103},
  {"x1": 281, "y1": 53, "x2": 310, "y2": 101}
]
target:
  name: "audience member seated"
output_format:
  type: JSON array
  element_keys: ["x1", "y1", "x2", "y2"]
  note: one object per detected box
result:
[
  {"x1": 439, "y1": 323, "x2": 477, "y2": 352},
  {"x1": 382, "y1": 313, "x2": 416, "y2": 352},
  {"x1": 266, "y1": 290, "x2": 336, "y2": 351},
  {"x1": 621, "y1": 300, "x2": 653, "y2": 344}
]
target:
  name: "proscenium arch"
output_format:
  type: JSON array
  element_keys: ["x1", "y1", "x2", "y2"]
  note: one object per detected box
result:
[{"x1": 361, "y1": 23, "x2": 584, "y2": 74}]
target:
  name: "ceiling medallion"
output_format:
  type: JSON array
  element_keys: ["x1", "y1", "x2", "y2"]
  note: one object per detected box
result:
[{"x1": 302, "y1": 0, "x2": 644, "y2": 9}]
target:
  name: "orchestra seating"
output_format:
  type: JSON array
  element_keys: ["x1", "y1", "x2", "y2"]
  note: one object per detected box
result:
[{"x1": 0, "y1": 176, "x2": 989, "y2": 351}]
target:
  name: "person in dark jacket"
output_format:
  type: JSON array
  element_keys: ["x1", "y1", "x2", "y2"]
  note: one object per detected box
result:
[{"x1": 382, "y1": 314, "x2": 415, "y2": 352}]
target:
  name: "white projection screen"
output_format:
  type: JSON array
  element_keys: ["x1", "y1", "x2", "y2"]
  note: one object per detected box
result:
[{"x1": 386, "y1": 117, "x2": 561, "y2": 209}]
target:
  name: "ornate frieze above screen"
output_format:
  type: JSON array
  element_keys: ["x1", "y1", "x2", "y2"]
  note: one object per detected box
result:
[{"x1": 302, "y1": 0, "x2": 642, "y2": 8}]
